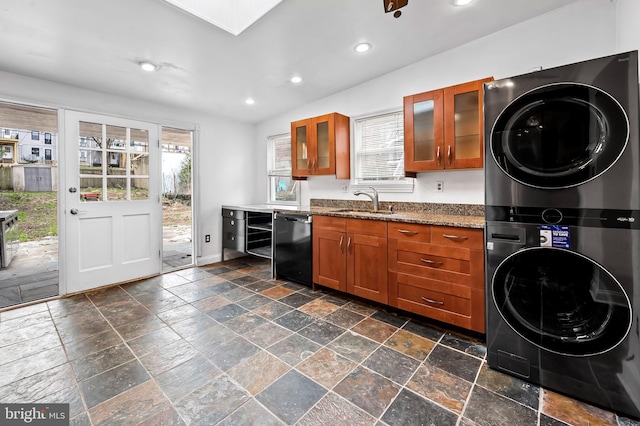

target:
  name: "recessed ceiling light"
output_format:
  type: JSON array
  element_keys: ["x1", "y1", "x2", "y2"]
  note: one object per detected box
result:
[
  {"x1": 245, "y1": 98, "x2": 256, "y2": 105},
  {"x1": 290, "y1": 76, "x2": 302, "y2": 84},
  {"x1": 451, "y1": 0, "x2": 474, "y2": 6},
  {"x1": 354, "y1": 43, "x2": 372, "y2": 53},
  {"x1": 138, "y1": 61, "x2": 157, "y2": 72}
]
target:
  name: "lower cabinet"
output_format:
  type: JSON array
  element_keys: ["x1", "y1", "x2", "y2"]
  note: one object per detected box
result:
[
  {"x1": 313, "y1": 215, "x2": 485, "y2": 333},
  {"x1": 388, "y1": 222, "x2": 485, "y2": 333},
  {"x1": 313, "y1": 216, "x2": 388, "y2": 304}
]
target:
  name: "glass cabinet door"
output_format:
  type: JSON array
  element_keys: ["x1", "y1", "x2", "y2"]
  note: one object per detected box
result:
[
  {"x1": 444, "y1": 78, "x2": 491, "y2": 169},
  {"x1": 404, "y1": 90, "x2": 444, "y2": 173},
  {"x1": 414, "y1": 100, "x2": 435, "y2": 162},
  {"x1": 316, "y1": 120, "x2": 329, "y2": 169},
  {"x1": 312, "y1": 114, "x2": 335, "y2": 175},
  {"x1": 291, "y1": 119, "x2": 310, "y2": 176},
  {"x1": 453, "y1": 90, "x2": 480, "y2": 160}
]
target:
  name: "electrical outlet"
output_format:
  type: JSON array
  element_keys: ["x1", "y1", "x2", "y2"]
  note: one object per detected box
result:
[
  {"x1": 205, "y1": 234, "x2": 211, "y2": 243},
  {"x1": 435, "y1": 181, "x2": 444, "y2": 192}
]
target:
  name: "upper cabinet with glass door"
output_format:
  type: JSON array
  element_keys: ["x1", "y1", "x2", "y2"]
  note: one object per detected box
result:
[
  {"x1": 291, "y1": 113, "x2": 350, "y2": 179},
  {"x1": 404, "y1": 77, "x2": 493, "y2": 176}
]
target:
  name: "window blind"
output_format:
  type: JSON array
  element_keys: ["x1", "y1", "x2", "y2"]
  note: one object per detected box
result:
[{"x1": 354, "y1": 111, "x2": 405, "y2": 181}]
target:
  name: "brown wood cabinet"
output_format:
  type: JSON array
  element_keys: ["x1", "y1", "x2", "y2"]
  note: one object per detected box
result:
[
  {"x1": 313, "y1": 215, "x2": 388, "y2": 304},
  {"x1": 291, "y1": 113, "x2": 350, "y2": 179},
  {"x1": 387, "y1": 222, "x2": 485, "y2": 333},
  {"x1": 404, "y1": 77, "x2": 493, "y2": 176}
]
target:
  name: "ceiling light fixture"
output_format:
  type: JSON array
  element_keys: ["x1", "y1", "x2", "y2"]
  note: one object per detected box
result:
[
  {"x1": 354, "y1": 43, "x2": 372, "y2": 53},
  {"x1": 138, "y1": 61, "x2": 157, "y2": 72},
  {"x1": 290, "y1": 76, "x2": 302, "y2": 84},
  {"x1": 245, "y1": 98, "x2": 256, "y2": 105},
  {"x1": 451, "y1": 0, "x2": 474, "y2": 6}
]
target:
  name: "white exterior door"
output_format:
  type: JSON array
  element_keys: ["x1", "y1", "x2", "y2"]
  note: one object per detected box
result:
[{"x1": 64, "y1": 111, "x2": 161, "y2": 293}]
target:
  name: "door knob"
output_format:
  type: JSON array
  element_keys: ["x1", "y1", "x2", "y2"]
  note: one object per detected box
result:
[
  {"x1": 69, "y1": 187, "x2": 77, "y2": 193},
  {"x1": 70, "y1": 208, "x2": 78, "y2": 215}
]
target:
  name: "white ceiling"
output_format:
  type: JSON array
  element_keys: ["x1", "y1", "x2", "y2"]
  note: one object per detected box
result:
[{"x1": 0, "y1": 0, "x2": 580, "y2": 124}]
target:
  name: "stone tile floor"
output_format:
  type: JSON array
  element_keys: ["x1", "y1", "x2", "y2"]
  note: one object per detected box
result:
[{"x1": 0, "y1": 256, "x2": 638, "y2": 426}]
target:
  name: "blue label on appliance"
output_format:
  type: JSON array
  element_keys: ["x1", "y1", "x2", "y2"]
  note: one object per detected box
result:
[{"x1": 540, "y1": 225, "x2": 570, "y2": 248}]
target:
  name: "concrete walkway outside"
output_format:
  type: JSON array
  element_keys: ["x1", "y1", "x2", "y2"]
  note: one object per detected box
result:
[{"x1": 0, "y1": 226, "x2": 193, "y2": 309}]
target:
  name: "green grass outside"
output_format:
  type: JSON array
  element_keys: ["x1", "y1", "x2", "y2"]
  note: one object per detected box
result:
[{"x1": 0, "y1": 191, "x2": 58, "y2": 242}]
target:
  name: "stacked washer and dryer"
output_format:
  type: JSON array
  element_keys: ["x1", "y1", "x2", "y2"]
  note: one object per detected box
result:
[{"x1": 484, "y1": 51, "x2": 640, "y2": 419}]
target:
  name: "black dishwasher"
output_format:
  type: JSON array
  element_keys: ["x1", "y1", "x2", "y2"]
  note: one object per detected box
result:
[{"x1": 274, "y1": 212, "x2": 312, "y2": 286}]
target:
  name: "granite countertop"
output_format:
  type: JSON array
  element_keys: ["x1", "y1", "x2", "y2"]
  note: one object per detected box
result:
[
  {"x1": 223, "y1": 201, "x2": 485, "y2": 229},
  {"x1": 288, "y1": 206, "x2": 484, "y2": 229},
  {"x1": 222, "y1": 204, "x2": 308, "y2": 214}
]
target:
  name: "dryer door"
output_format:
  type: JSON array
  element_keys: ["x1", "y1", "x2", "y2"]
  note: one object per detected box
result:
[
  {"x1": 492, "y1": 247, "x2": 631, "y2": 356},
  {"x1": 490, "y1": 83, "x2": 629, "y2": 189}
]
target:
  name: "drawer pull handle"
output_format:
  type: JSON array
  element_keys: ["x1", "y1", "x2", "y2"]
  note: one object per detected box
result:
[
  {"x1": 420, "y1": 258, "x2": 443, "y2": 266},
  {"x1": 442, "y1": 234, "x2": 468, "y2": 241},
  {"x1": 339, "y1": 236, "x2": 344, "y2": 253},
  {"x1": 398, "y1": 229, "x2": 418, "y2": 235},
  {"x1": 421, "y1": 297, "x2": 444, "y2": 305}
]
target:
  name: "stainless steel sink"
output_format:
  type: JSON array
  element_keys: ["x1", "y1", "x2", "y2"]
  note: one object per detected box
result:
[{"x1": 331, "y1": 208, "x2": 395, "y2": 215}]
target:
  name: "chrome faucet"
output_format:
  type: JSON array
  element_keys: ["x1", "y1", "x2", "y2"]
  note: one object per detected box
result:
[{"x1": 354, "y1": 186, "x2": 379, "y2": 211}]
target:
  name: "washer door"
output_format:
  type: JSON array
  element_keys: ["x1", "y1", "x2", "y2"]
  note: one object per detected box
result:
[
  {"x1": 491, "y1": 83, "x2": 629, "y2": 189},
  {"x1": 492, "y1": 247, "x2": 631, "y2": 356}
]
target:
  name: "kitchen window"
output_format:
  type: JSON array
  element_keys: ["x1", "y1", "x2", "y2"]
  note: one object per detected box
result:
[
  {"x1": 352, "y1": 110, "x2": 413, "y2": 192},
  {"x1": 267, "y1": 133, "x2": 299, "y2": 205}
]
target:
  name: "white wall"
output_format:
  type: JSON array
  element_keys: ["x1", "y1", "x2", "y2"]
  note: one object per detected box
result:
[
  {"x1": 254, "y1": 0, "x2": 619, "y2": 206},
  {"x1": 617, "y1": 0, "x2": 640, "y2": 66},
  {"x1": 0, "y1": 71, "x2": 255, "y2": 265}
]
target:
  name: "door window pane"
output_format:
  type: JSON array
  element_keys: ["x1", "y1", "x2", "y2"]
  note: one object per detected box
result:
[
  {"x1": 79, "y1": 177, "x2": 101, "y2": 202},
  {"x1": 130, "y1": 129, "x2": 149, "y2": 152},
  {"x1": 106, "y1": 151, "x2": 125, "y2": 174},
  {"x1": 130, "y1": 153, "x2": 149, "y2": 177},
  {"x1": 106, "y1": 125, "x2": 126, "y2": 150},
  {"x1": 131, "y1": 178, "x2": 149, "y2": 200}
]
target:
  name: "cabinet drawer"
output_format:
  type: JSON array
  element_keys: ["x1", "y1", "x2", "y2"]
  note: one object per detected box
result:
[
  {"x1": 431, "y1": 226, "x2": 483, "y2": 249},
  {"x1": 222, "y1": 209, "x2": 246, "y2": 219},
  {"x1": 314, "y1": 215, "x2": 346, "y2": 232},
  {"x1": 347, "y1": 218, "x2": 387, "y2": 237},
  {"x1": 387, "y1": 222, "x2": 430, "y2": 243},
  {"x1": 396, "y1": 250, "x2": 471, "y2": 286},
  {"x1": 396, "y1": 278, "x2": 471, "y2": 317},
  {"x1": 222, "y1": 217, "x2": 245, "y2": 251}
]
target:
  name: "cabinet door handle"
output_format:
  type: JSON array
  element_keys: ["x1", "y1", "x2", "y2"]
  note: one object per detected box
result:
[
  {"x1": 347, "y1": 237, "x2": 352, "y2": 254},
  {"x1": 306, "y1": 159, "x2": 310, "y2": 170},
  {"x1": 436, "y1": 146, "x2": 441, "y2": 165},
  {"x1": 339, "y1": 236, "x2": 344, "y2": 253},
  {"x1": 447, "y1": 145, "x2": 452, "y2": 165},
  {"x1": 421, "y1": 297, "x2": 444, "y2": 305},
  {"x1": 313, "y1": 159, "x2": 316, "y2": 171},
  {"x1": 420, "y1": 258, "x2": 443, "y2": 266},
  {"x1": 398, "y1": 229, "x2": 418, "y2": 235},
  {"x1": 442, "y1": 234, "x2": 468, "y2": 241}
]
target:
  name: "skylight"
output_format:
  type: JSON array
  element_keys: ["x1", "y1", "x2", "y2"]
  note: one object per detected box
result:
[{"x1": 162, "y1": 0, "x2": 284, "y2": 36}]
